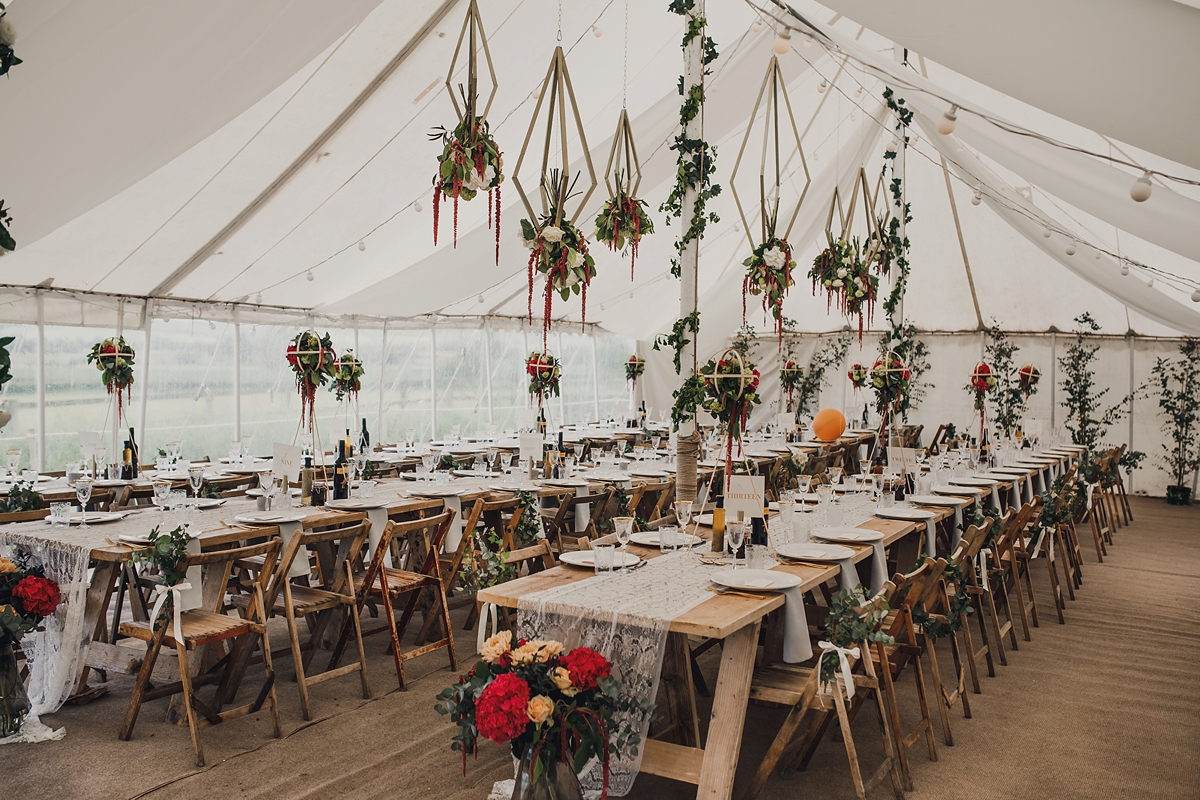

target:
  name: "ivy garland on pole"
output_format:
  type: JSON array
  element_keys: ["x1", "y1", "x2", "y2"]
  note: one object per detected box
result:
[{"x1": 879, "y1": 87, "x2": 913, "y2": 318}]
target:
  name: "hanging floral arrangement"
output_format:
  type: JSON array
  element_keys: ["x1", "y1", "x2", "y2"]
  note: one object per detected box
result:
[
  {"x1": 87, "y1": 336, "x2": 136, "y2": 425},
  {"x1": 809, "y1": 237, "x2": 879, "y2": 342},
  {"x1": 595, "y1": 182, "x2": 654, "y2": 280},
  {"x1": 286, "y1": 331, "x2": 337, "y2": 430},
  {"x1": 780, "y1": 360, "x2": 803, "y2": 412},
  {"x1": 1017, "y1": 363, "x2": 1041, "y2": 398},
  {"x1": 0, "y1": 200, "x2": 14, "y2": 253},
  {"x1": 430, "y1": 115, "x2": 504, "y2": 262},
  {"x1": 742, "y1": 236, "x2": 796, "y2": 349},
  {"x1": 625, "y1": 355, "x2": 645, "y2": 388},
  {"x1": 0, "y1": 7, "x2": 21, "y2": 77},
  {"x1": 521, "y1": 171, "x2": 596, "y2": 349},
  {"x1": 869, "y1": 353, "x2": 910, "y2": 433},
  {"x1": 847, "y1": 363, "x2": 869, "y2": 389},
  {"x1": 525, "y1": 351, "x2": 561, "y2": 410},
  {"x1": 967, "y1": 361, "x2": 997, "y2": 412},
  {"x1": 700, "y1": 349, "x2": 762, "y2": 488},
  {"x1": 331, "y1": 350, "x2": 365, "y2": 403}
]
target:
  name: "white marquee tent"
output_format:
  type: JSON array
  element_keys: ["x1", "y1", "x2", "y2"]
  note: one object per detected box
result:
[{"x1": 0, "y1": 0, "x2": 1197, "y2": 493}]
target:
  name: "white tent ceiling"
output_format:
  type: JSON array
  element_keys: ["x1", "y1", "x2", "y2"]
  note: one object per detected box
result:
[{"x1": 0, "y1": 0, "x2": 1197, "y2": 341}]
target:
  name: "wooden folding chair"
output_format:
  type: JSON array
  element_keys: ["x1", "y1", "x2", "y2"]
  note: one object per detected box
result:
[
  {"x1": 633, "y1": 479, "x2": 675, "y2": 521},
  {"x1": 745, "y1": 588, "x2": 905, "y2": 800},
  {"x1": 119, "y1": 539, "x2": 282, "y2": 767},
  {"x1": 417, "y1": 498, "x2": 485, "y2": 644},
  {"x1": 552, "y1": 488, "x2": 614, "y2": 552},
  {"x1": 265, "y1": 521, "x2": 372, "y2": 720},
  {"x1": 956, "y1": 520, "x2": 1002, "y2": 678},
  {"x1": 993, "y1": 502, "x2": 1038, "y2": 644},
  {"x1": 332, "y1": 512, "x2": 457, "y2": 690}
]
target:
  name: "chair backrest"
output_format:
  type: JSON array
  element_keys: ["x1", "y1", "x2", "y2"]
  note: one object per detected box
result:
[
  {"x1": 265, "y1": 519, "x2": 370, "y2": 606},
  {"x1": 503, "y1": 540, "x2": 556, "y2": 574},
  {"x1": 359, "y1": 511, "x2": 455, "y2": 597},
  {"x1": 0, "y1": 508, "x2": 50, "y2": 524},
  {"x1": 886, "y1": 557, "x2": 947, "y2": 637},
  {"x1": 634, "y1": 479, "x2": 674, "y2": 521},
  {"x1": 184, "y1": 538, "x2": 280, "y2": 618}
]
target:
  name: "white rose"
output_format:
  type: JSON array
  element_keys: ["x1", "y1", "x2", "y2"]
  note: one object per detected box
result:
[
  {"x1": 483, "y1": 164, "x2": 496, "y2": 186},
  {"x1": 832, "y1": 279, "x2": 844, "y2": 288},
  {"x1": 763, "y1": 247, "x2": 785, "y2": 269},
  {"x1": 0, "y1": 18, "x2": 16, "y2": 47},
  {"x1": 566, "y1": 248, "x2": 582, "y2": 269},
  {"x1": 523, "y1": 234, "x2": 538, "y2": 251},
  {"x1": 541, "y1": 226, "x2": 564, "y2": 243},
  {"x1": 837, "y1": 268, "x2": 848, "y2": 278}
]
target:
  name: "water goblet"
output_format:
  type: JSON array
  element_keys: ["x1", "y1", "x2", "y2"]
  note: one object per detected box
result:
[
  {"x1": 796, "y1": 475, "x2": 812, "y2": 496},
  {"x1": 486, "y1": 448, "x2": 499, "y2": 471},
  {"x1": 405, "y1": 429, "x2": 416, "y2": 451},
  {"x1": 613, "y1": 516, "x2": 635, "y2": 567},
  {"x1": 354, "y1": 454, "x2": 369, "y2": 486},
  {"x1": 242, "y1": 434, "x2": 256, "y2": 462},
  {"x1": 651, "y1": 436, "x2": 662, "y2": 452},
  {"x1": 229, "y1": 440, "x2": 242, "y2": 465},
  {"x1": 6, "y1": 448, "x2": 21, "y2": 474},
  {"x1": 726, "y1": 520, "x2": 746, "y2": 568},
  {"x1": 420, "y1": 453, "x2": 436, "y2": 480},
  {"x1": 674, "y1": 500, "x2": 693, "y2": 533},
  {"x1": 573, "y1": 444, "x2": 584, "y2": 463},
  {"x1": 152, "y1": 480, "x2": 172, "y2": 519},
  {"x1": 188, "y1": 466, "x2": 205, "y2": 500},
  {"x1": 74, "y1": 476, "x2": 93, "y2": 528}
]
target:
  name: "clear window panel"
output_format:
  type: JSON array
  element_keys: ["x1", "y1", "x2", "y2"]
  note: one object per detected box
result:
[
  {"x1": 489, "y1": 326, "x2": 531, "y2": 434},
  {"x1": 381, "y1": 328, "x2": 433, "y2": 445},
  {"x1": 595, "y1": 334, "x2": 637, "y2": 421},
  {"x1": 143, "y1": 318, "x2": 233, "y2": 463},
  {"x1": 0, "y1": 324, "x2": 39, "y2": 470},
  {"x1": 435, "y1": 326, "x2": 488, "y2": 439}
]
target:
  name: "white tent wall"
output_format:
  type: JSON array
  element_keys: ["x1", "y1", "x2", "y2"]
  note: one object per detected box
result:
[{"x1": 638, "y1": 329, "x2": 1194, "y2": 498}]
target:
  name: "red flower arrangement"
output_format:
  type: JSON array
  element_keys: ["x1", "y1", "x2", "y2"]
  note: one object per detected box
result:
[
  {"x1": 847, "y1": 363, "x2": 869, "y2": 389},
  {"x1": 625, "y1": 355, "x2": 645, "y2": 389},
  {"x1": 525, "y1": 352, "x2": 561, "y2": 410},
  {"x1": 286, "y1": 331, "x2": 337, "y2": 430},
  {"x1": 780, "y1": 360, "x2": 803, "y2": 411},
  {"x1": 595, "y1": 184, "x2": 654, "y2": 281},
  {"x1": 1017, "y1": 363, "x2": 1041, "y2": 397},
  {"x1": 87, "y1": 336, "x2": 136, "y2": 426},
  {"x1": 809, "y1": 238, "x2": 879, "y2": 343},
  {"x1": 430, "y1": 115, "x2": 504, "y2": 263},
  {"x1": 967, "y1": 361, "x2": 997, "y2": 411},
  {"x1": 0, "y1": 556, "x2": 61, "y2": 647},
  {"x1": 436, "y1": 632, "x2": 647, "y2": 799},
  {"x1": 11, "y1": 576, "x2": 59, "y2": 618},
  {"x1": 743, "y1": 235, "x2": 796, "y2": 348},
  {"x1": 700, "y1": 350, "x2": 762, "y2": 488}
]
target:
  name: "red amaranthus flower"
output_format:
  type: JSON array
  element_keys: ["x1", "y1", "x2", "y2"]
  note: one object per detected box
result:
[{"x1": 475, "y1": 672, "x2": 531, "y2": 743}]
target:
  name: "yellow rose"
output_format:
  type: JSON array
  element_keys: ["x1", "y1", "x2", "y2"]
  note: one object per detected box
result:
[
  {"x1": 511, "y1": 639, "x2": 563, "y2": 665},
  {"x1": 0, "y1": 557, "x2": 17, "y2": 574},
  {"x1": 526, "y1": 695, "x2": 555, "y2": 726},
  {"x1": 550, "y1": 666, "x2": 579, "y2": 697},
  {"x1": 479, "y1": 630, "x2": 512, "y2": 663}
]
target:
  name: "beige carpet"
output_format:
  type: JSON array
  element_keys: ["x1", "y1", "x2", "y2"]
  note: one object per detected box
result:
[{"x1": 7, "y1": 496, "x2": 1198, "y2": 799}]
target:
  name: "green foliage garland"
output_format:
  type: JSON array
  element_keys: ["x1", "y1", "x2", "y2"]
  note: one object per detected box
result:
[
  {"x1": 0, "y1": 334, "x2": 14, "y2": 391},
  {"x1": 880, "y1": 87, "x2": 913, "y2": 317},
  {"x1": 820, "y1": 587, "x2": 893, "y2": 687},
  {"x1": 458, "y1": 529, "x2": 515, "y2": 595},
  {"x1": 653, "y1": 311, "x2": 700, "y2": 376},
  {"x1": 1057, "y1": 314, "x2": 1140, "y2": 450}
]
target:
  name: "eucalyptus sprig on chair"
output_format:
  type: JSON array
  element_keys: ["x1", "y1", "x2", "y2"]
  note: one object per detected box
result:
[{"x1": 820, "y1": 587, "x2": 893, "y2": 687}]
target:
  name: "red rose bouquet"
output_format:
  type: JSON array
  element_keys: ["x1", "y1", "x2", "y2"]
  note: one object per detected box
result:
[
  {"x1": 330, "y1": 350, "x2": 365, "y2": 404},
  {"x1": 436, "y1": 632, "x2": 647, "y2": 799},
  {"x1": 526, "y1": 352, "x2": 561, "y2": 410},
  {"x1": 967, "y1": 361, "x2": 997, "y2": 412},
  {"x1": 0, "y1": 554, "x2": 61, "y2": 647},
  {"x1": 1017, "y1": 363, "x2": 1041, "y2": 398},
  {"x1": 847, "y1": 363, "x2": 869, "y2": 389},
  {"x1": 87, "y1": 335, "x2": 136, "y2": 425}
]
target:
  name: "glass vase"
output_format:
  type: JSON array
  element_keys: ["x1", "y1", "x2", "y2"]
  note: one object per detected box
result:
[
  {"x1": 0, "y1": 643, "x2": 31, "y2": 738},
  {"x1": 510, "y1": 746, "x2": 583, "y2": 800}
]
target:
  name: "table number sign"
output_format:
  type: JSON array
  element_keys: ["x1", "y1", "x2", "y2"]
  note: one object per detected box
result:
[
  {"x1": 725, "y1": 475, "x2": 766, "y2": 520},
  {"x1": 273, "y1": 442, "x2": 303, "y2": 482}
]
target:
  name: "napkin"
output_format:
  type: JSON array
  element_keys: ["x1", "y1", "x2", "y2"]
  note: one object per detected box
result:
[
  {"x1": 781, "y1": 586, "x2": 813, "y2": 663},
  {"x1": 365, "y1": 506, "x2": 392, "y2": 566},
  {"x1": 279, "y1": 519, "x2": 310, "y2": 578},
  {"x1": 574, "y1": 485, "x2": 590, "y2": 533},
  {"x1": 921, "y1": 521, "x2": 937, "y2": 559},
  {"x1": 444, "y1": 495, "x2": 464, "y2": 552},
  {"x1": 950, "y1": 505, "x2": 964, "y2": 549},
  {"x1": 867, "y1": 540, "x2": 888, "y2": 594},
  {"x1": 835, "y1": 557, "x2": 862, "y2": 597},
  {"x1": 180, "y1": 537, "x2": 204, "y2": 611}
]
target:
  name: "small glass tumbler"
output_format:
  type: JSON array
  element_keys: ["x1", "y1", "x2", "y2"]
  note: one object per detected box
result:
[
  {"x1": 659, "y1": 525, "x2": 679, "y2": 553},
  {"x1": 50, "y1": 502, "x2": 71, "y2": 528},
  {"x1": 593, "y1": 544, "x2": 616, "y2": 574}
]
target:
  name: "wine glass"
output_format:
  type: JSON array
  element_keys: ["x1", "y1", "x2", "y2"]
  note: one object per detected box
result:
[
  {"x1": 674, "y1": 500, "x2": 693, "y2": 536},
  {"x1": 613, "y1": 516, "x2": 635, "y2": 568},
  {"x1": 486, "y1": 447, "x2": 499, "y2": 472},
  {"x1": 796, "y1": 474, "x2": 812, "y2": 496},
  {"x1": 573, "y1": 443, "x2": 584, "y2": 464},
  {"x1": 816, "y1": 484, "x2": 834, "y2": 526},
  {"x1": 726, "y1": 519, "x2": 746, "y2": 568},
  {"x1": 651, "y1": 436, "x2": 662, "y2": 453},
  {"x1": 5, "y1": 448, "x2": 20, "y2": 475},
  {"x1": 242, "y1": 434, "x2": 255, "y2": 462},
  {"x1": 188, "y1": 465, "x2": 205, "y2": 501},
  {"x1": 152, "y1": 480, "x2": 172, "y2": 520},
  {"x1": 405, "y1": 429, "x2": 416, "y2": 451},
  {"x1": 74, "y1": 476, "x2": 93, "y2": 528},
  {"x1": 228, "y1": 439, "x2": 242, "y2": 465},
  {"x1": 829, "y1": 467, "x2": 844, "y2": 501}
]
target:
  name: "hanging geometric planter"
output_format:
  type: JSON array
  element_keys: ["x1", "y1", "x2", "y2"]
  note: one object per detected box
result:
[
  {"x1": 810, "y1": 168, "x2": 882, "y2": 342},
  {"x1": 430, "y1": 0, "x2": 504, "y2": 262},
  {"x1": 594, "y1": 109, "x2": 653, "y2": 281},
  {"x1": 526, "y1": 350, "x2": 561, "y2": 411},
  {"x1": 514, "y1": 45, "x2": 598, "y2": 348},
  {"x1": 730, "y1": 56, "x2": 811, "y2": 349}
]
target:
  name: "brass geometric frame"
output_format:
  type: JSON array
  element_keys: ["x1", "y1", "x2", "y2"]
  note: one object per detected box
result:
[
  {"x1": 444, "y1": 0, "x2": 498, "y2": 124},
  {"x1": 729, "y1": 55, "x2": 811, "y2": 250},
  {"x1": 824, "y1": 167, "x2": 881, "y2": 261},
  {"x1": 602, "y1": 108, "x2": 642, "y2": 199},
  {"x1": 512, "y1": 46, "x2": 597, "y2": 228}
]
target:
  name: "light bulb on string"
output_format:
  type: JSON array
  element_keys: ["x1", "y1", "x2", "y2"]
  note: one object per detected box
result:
[
  {"x1": 592, "y1": 26, "x2": 602, "y2": 37},
  {"x1": 1065, "y1": 242, "x2": 1076, "y2": 256},
  {"x1": 255, "y1": 293, "x2": 263, "y2": 304},
  {"x1": 817, "y1": 79, "x2": 827, "y2": 94},
  {"x1": 854, "y1": 87, "x2": 862, "y2": 98},
  {"x1": 936, "y1": 104, "x2": 958, "y2": 135},
  {"x1": 209, "y1": 320, "x2": 216, "y2": 331},
  {"x1": 358, "y1": 241, "x2": 366, "y2": 251},
  {"x1": 803, "y1": 35, "x2": 812, "y2": 48},
  {"x1": 971, "y1": 190, "x2": 981, "y2": 206},
  {"x1": 306, "y1": 270, "x2": 314, "y2": 282},
  {"x1": 414, "y1": 201, "x2": 423, "y2": 213},
  {"x1": 773, "y1": 28, "x2": 792, "y2": 54},
  {"x1": 1191, "y1": 288, "x2": 1200, "y2": 303},
  {"x1": 1095, "y1": 250, "x2": 1102, "y2": 260},
  {"x1": 1130, "y1": 171, "x2": 1152, "y2": 202},
  {"x1": 751, "y1": 20, "x2": 762, "y2": 32},
  {"x1": 1147, "y1": 277, "x2": 1154, "y2": 287},
  {"x1": 1120, "y1": 263, "x2": 1130, "y2": 276},
  {"x1": 1043, "y1": 227, "x2": 1052, "y2": 238}
]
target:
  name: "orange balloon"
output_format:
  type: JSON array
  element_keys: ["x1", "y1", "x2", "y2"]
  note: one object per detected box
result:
[{"x1": 812, "y1": 408, "x2": 847, "y2": 442}]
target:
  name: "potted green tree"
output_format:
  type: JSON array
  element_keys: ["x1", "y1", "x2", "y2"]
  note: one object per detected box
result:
[
  {"x1": 0, "y1": 334, "x2": 14, "y2": 431},
  {"x1": 1150, "y1": 338, "x2": 1199, "y2": 505}
]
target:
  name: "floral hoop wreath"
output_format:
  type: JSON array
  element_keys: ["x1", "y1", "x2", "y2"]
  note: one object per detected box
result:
[
  {"x1": 869, "y1": 352, "x2": 910, "y2": 446},
  {"x1": 700, "y1": 348, "x2": 762, "y2": 488},
  {"x1": 847, "y1": 363, "x2": 869, "y2": 390},
  {"x1": 431, "y1": 115, "x2": 504, "y2": 262},
  {"x1": 1017, "y1": 363, "x2": 1041, "y2": 397},
  {"x1": 625, "y1": 355, "x2": 645, "y2": 389},
  {"x1": 286, "y1": 331, "x2": 337, "y2": 430},
  {"x1": 780, "y1": 360, "x2": 803, "y2": 411},
  {"x1": 809, "y1": 237, "x2": 879, "y2": 343},
  {"x1": 525, "y1": 351, "x2": 561, "y2": 409},
  {"x1": 87, "y1": 336, "x2": 136, "y2": 425},
  {"x1": 743, "y1": 236, "x2": 796, "y2": 348},
  {"x1": 967, "y1": 361, "x2": 997, "y2": 439},
  {"x1": 331, "y1": 350, "x2": 365, "y2": 403}
]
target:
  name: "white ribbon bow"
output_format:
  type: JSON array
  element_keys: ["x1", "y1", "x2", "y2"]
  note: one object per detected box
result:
[
  {"x1": 149, "y1": 580, "x2": 193, "y2": 647},
  {"x1": 817, "y1": 640, "x2": 861, "y2": 700},
  {"x1": 977, "y1": 548, "x2": 992, "y2": 593}
]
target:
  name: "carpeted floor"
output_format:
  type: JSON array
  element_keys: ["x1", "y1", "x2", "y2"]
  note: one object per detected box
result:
[{"x1": 6, "y1": 496, "x2": 1198, "y2": 800}]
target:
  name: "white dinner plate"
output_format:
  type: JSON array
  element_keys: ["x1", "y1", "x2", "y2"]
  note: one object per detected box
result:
[
  {"x1": 908, "y1": 495, "x2": 967, "y2": 507},
  {"x1": 223, "y1": 465, "x2": 273, "y2": 475},
  {"x1": 490, "y1": 483, "x2": 542, "y2": 493},
  {"x1": 409, "y1": 487, "x2": 466, "y2": 498},
  {"x1": 710, "y1": 568, "x2": 801, "y2": 592},
  {"x1": 629, "y1": 468, "x2": 670, "y2": 478},
  {"x1": 558, "y1": 550, "x2": 641, "y2": 569},
  {"x1": 986, "y1": 469, "x2": 1031, "y2": 477},
  {"x1": 196, "y1": 498, "x2": 226, "y2": 509},
  {"x1": 118, "y1": 533, "x2": 154, "y2": 546},
  {"x1": 775, "y1": 542, "x2": 856, "y2": 562},
  {"x1": 63, "y1": 511, "x2": 127, "y2": 525},
  {"x1": 541, "y1": 478, "x2": 591, "y2": 488},
  {"x1": 875, "y1": 507, "x2": 938, "y2": 522},
  {"x1": 814, "y1": 527, "x2": 885, "y2": 544},
  {"x1": 630, "y1": 531, "x2": 702, "y2": 547},
  {"x1": 934, "y1": 485, "x2": 984, "y2": 496},
  {"x1": 949, "y1": 477, "x2": 999, "y2": 487},
  {"x1": 696, "y1": 513, "x2": 714, "y2": 526},
  {"x1": 234, "y1": 511, "x2": 309, "y2": 525},
  {"x1": 324, "y1": 498, "x2": 388, "y2": 510}
]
